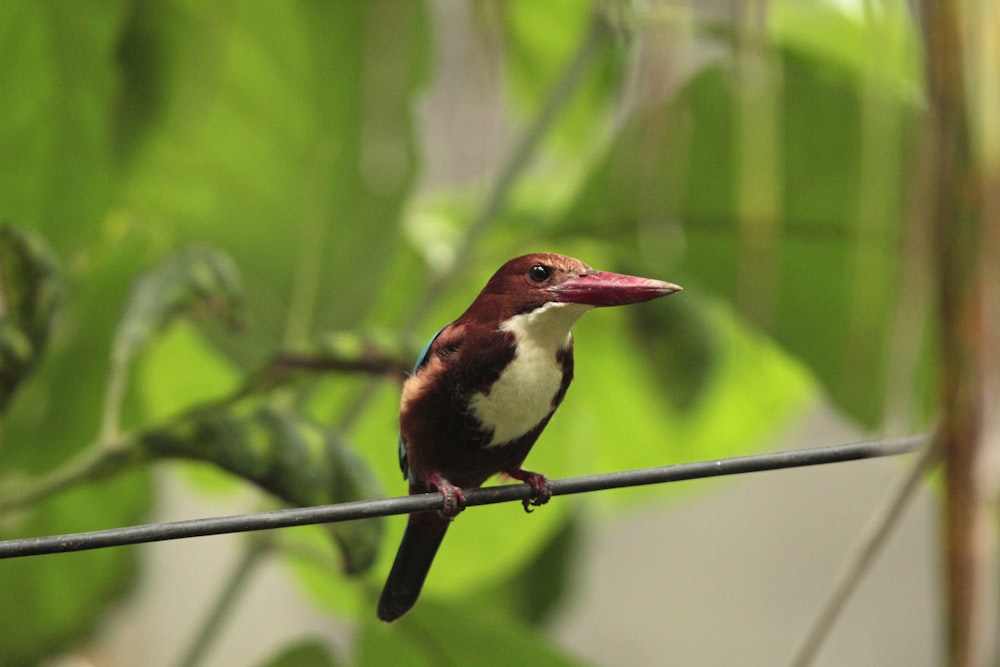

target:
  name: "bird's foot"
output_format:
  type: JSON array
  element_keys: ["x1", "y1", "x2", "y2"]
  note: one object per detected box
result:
[
  {"x1": 428, "y1": 473, "x2": 466, "y2": 520},
  {"x1": 506, "y1": 469, "x2": 552, "y2": 513}
]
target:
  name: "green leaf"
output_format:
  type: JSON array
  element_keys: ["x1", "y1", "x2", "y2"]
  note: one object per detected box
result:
[
  {"x1": 548, "y1": 293, "x2": 814, "y2": 493},
  {"x1": 138, "y1": 321, "x2": 241, "y2": 431},
  {"x1": 496, "y1": 0, "x2": 623, "y2": 154},
  {"x1": 472, "y1": 512, "x2": 583, "y2": 625},
  {"x1": 0, "y1": 224, "x2": 61, "y2": 410},
  {"x1": 357, "y1": 598, "x2": 593, "y2": 667},
  {"x1": 281, "y1": 523, "x2": 369, "y2": 619},
  {"x1": 0, "y1": 233, "x2": 156, "y2": 665},
  {"x1": 122, "y1": 1, "x2": 429, "y2": 367},
  {"x1": 1, "y1": 230, "x2": 160, "y2": 464},
  {"x1": 0, "y1": 2, "x2": 129, "y2": 253},
  {"x1": 142, "y1": 401, "x2": 384, "y2": 573},
  {"x1": 0, "y1": 471, "x2": 151, "y2": 665},
  {"x1": 559, "y1": 17, "x2": 923, "y2": 427},
  {"x1": 625, "y1": 279, "x2": 718, "y2": 411},
  {"x1": 258, "y1": 638, "x2": 340, "y2": 667},
  {"x1": 0, "y1": 0, "x2": 165, "y2": 466},
  {"x1": 0, "y1": 8, "x2": 158, "y2": 657},
  {"x1": 771, "y1": 0, "x2": 920, "y2": 93},
  {"x1": 113, "y1": 245, "x2": 244, "y2": 368}
]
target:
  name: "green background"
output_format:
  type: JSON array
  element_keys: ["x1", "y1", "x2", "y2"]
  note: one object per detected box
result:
[{"x1": 0, "y1": 1, "x2": 938, "y2": 665}]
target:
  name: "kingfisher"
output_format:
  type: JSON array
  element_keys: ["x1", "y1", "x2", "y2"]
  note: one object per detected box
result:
[{"x1": 377, "y1": 253, "x2": 681, "y2": 622}]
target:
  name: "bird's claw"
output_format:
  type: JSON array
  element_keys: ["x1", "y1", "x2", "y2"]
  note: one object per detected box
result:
[
  {"x1": 429, "y1": 473, "x2": 466, "y2": 520},
  {"x1": 440, "y1": 486, "x2": 467, "y2": 519},
  {"x1": 508, "y1": 469, "x2": 551, "y2": 513}
]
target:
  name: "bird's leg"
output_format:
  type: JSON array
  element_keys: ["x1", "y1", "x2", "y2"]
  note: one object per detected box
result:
[
  {"x1": 505, "y1": 468, "x2": 552, "y2": 513},
  {"x1": 427, "y1": 473, "x2": 467, "y2": 520}
]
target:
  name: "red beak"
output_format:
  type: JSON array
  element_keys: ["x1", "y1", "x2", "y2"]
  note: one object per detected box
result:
[{"x1": 548, "y1": 270, "x2": 682, "y2": 307}]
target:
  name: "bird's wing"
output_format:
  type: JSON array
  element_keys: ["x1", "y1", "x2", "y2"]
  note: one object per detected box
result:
[{"x1": 398, "y1": 324, "x2": 448, "y2": 482}]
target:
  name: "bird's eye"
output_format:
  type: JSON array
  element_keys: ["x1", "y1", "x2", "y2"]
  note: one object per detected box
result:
[{"x1": 527, "y1": 264, "x2": 552, "y2": 282}]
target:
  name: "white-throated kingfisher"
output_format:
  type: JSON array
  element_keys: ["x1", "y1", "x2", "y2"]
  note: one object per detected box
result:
[{"x1": 377, "y1": 253, "x2": 681, "y2": 621}]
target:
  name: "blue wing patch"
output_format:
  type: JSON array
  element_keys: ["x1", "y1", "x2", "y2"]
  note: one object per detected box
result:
[{"x1": 398, "y1": 325, "x2": 447, "y2": 483}]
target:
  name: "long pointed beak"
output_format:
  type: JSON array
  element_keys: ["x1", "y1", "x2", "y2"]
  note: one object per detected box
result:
[{"x1": 548, "y1": 270, "x2": 682, "y2": 307}]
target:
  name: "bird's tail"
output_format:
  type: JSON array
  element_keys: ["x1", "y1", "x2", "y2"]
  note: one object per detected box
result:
[{"x1": 377, "y1": 512, "x2": 449, "y2": 622}]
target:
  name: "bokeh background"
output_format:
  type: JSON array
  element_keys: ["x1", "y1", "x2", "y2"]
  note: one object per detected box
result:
[{"x1": 1, "y1": 1, "x2": 995, "y2": 665}]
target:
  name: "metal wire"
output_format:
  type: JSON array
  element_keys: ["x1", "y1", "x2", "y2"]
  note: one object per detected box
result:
[{"x1": 0, "y1": 434, "x2": 927, "y2": 560}]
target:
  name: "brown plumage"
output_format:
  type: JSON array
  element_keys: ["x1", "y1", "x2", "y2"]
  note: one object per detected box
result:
[{"x1": 378, "y1": 253, "x2": 680, "y2": 622}]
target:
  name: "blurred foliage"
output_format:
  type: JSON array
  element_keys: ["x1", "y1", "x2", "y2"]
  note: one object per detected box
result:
[
  {"x1": 0, "y1": 225, "x2": 61, "y2": 411},
  {"x1": 259, "y1": 639, "x2": 341, "y2": 667},
  {"x1": 0, "y1": 0, "x2": 930, "y2": 665},
  {"x1": 560, "y1": 0, "x2": 923, "y2": 427},
  {"x1": 357, "y1": 597, "x2": 592, "y2": 667},
  {"x1": 143, "y1": 399, "x2": 384, "y2": 574}
]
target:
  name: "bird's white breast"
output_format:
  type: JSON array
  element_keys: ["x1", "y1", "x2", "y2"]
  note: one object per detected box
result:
[{"x1": 469, "y1": 302, "x2": 590, "y2": 447}]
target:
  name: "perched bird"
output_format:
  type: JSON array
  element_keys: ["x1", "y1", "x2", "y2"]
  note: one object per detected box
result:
[{"x1": 377, "y1": 253, "x2": 681, "y2": 622}]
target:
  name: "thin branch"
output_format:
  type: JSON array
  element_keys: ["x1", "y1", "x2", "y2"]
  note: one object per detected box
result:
[
  {"x1": 787, "y1": 438, "x2": 939, "y2": 667},
  {"x1": 268, "y1": 351, "x2": 411, "y2": 381},
  {"x1": 0, "y1": 347, "x2": 410, "y2": 515},
  {"x1": 98, "y1": 352, "x2": 129, "y2": 446},
  {"x1": 921, "y1": 1, "x2": 996, "y2": 663},
  {"x1": 0, "y1": 438, "x2": 147, "y2": 514},
  {"x1": 175, "y1": 536, "x2": 271, "y2": 667},
  {"x1": 0, "y1": 434, "x2": 926, "y2": 560}
]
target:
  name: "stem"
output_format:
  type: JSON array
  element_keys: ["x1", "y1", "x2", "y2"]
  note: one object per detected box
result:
[
  {"x1": 0, "y1": 438, "x2": 146, "y2": 514},
  {"x1": 786, "y1": 440, "x2": 938, "y2": 667},
  {"x1": 98, "y1": 352, "x2": 129, "y2": 446},
  {"x1": 921, "y1": 2, "x2": 997, "y2": 664},
  {"x1": 175, "y1": 536, "x2": 270, "y2": 667}
]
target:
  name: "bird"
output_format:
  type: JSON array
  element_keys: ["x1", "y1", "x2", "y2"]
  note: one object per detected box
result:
[{"x1": 377, "y1": 252, "x2": 681, "y2": 622}]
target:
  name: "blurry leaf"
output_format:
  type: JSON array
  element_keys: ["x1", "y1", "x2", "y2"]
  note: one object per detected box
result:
[
  {"x1": 0, "y1": 0, "x2": 168, "y2": 471},
  {"x1": 112, "y1": 0, "x2": 188, "y2": 166},
  {"x1": 325, "y1": 427, "x2": 385, "y2": 575},
  {"x1": 357, "y1": 598, "x2": 592, "y2": 667},
  {"x1": 552, "y1": 293, "x2": 815, "y2": 495},
  {"x1": 123, "y1": 1, "x2": 429, "y2": 367},
  {"x1": 0, "y1": 224, "x2": 61, "y2": 410},
  {"x1": 0, "y1": 234, "x2": 156, "y2": 665},
  {"x1": 494, "y1": 0, "x2": 623, "y2": 154},
  {"x1": 472, "y1": 512, "x2": 583, "y2": 625},
  {"x1": 138, "y1": 321, "x2": 241, "y2": 427},
  {"x1": 771, "y1": 0, "x2": 920, "y2": 96},
  {"x1": 282, "y1": 523, "x2": 369, "y2": 619},
  {"x1": 0, "y1": 227, "x2": 158, "y2": 469},
  {"x1": 627, "y1": 281, "x2": 718, "y2": 410},
  {"x1": 137, "y1": 321, "x2": 247, "y2": 496},
  {"x1": 259, "y1": 638, "x2": 340, "y2": 667},
  {"x1": 560, "y1": 20, "x2": 922, "y2": 427},
  {"x1": 0, "y1": 471, "x2": 151, "y2": 665},
  {"x1": 113, "y1": 245, "x2": 244, "y2": 367},
  {"x1": 0, "y1": 5, "x2": 159, "y2": 649},
  {"x1": 0, "y1": 2, "x2": 129, "y2": 253},
  {"x1": 142, "y1": 401, "x2": 384, "y2": 573}
]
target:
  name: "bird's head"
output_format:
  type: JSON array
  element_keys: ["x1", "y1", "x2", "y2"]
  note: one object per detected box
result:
[{"x1": 474, "y1": 253, "x2": 681, "y2": 317}]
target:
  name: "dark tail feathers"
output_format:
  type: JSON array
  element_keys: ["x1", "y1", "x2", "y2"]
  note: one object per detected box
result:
[{"x1": 377, "y1": 512, "x2": 449, "y2": 622}]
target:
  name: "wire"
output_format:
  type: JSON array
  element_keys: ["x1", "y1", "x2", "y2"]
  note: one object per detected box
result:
[{"x1": 0, "y1": 434, "x2": 927, "y2": 560}]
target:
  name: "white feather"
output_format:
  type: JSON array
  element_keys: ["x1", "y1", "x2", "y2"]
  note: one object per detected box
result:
[{"x1": 469, "y1": 302, "x2": 591, "y2": 446}]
